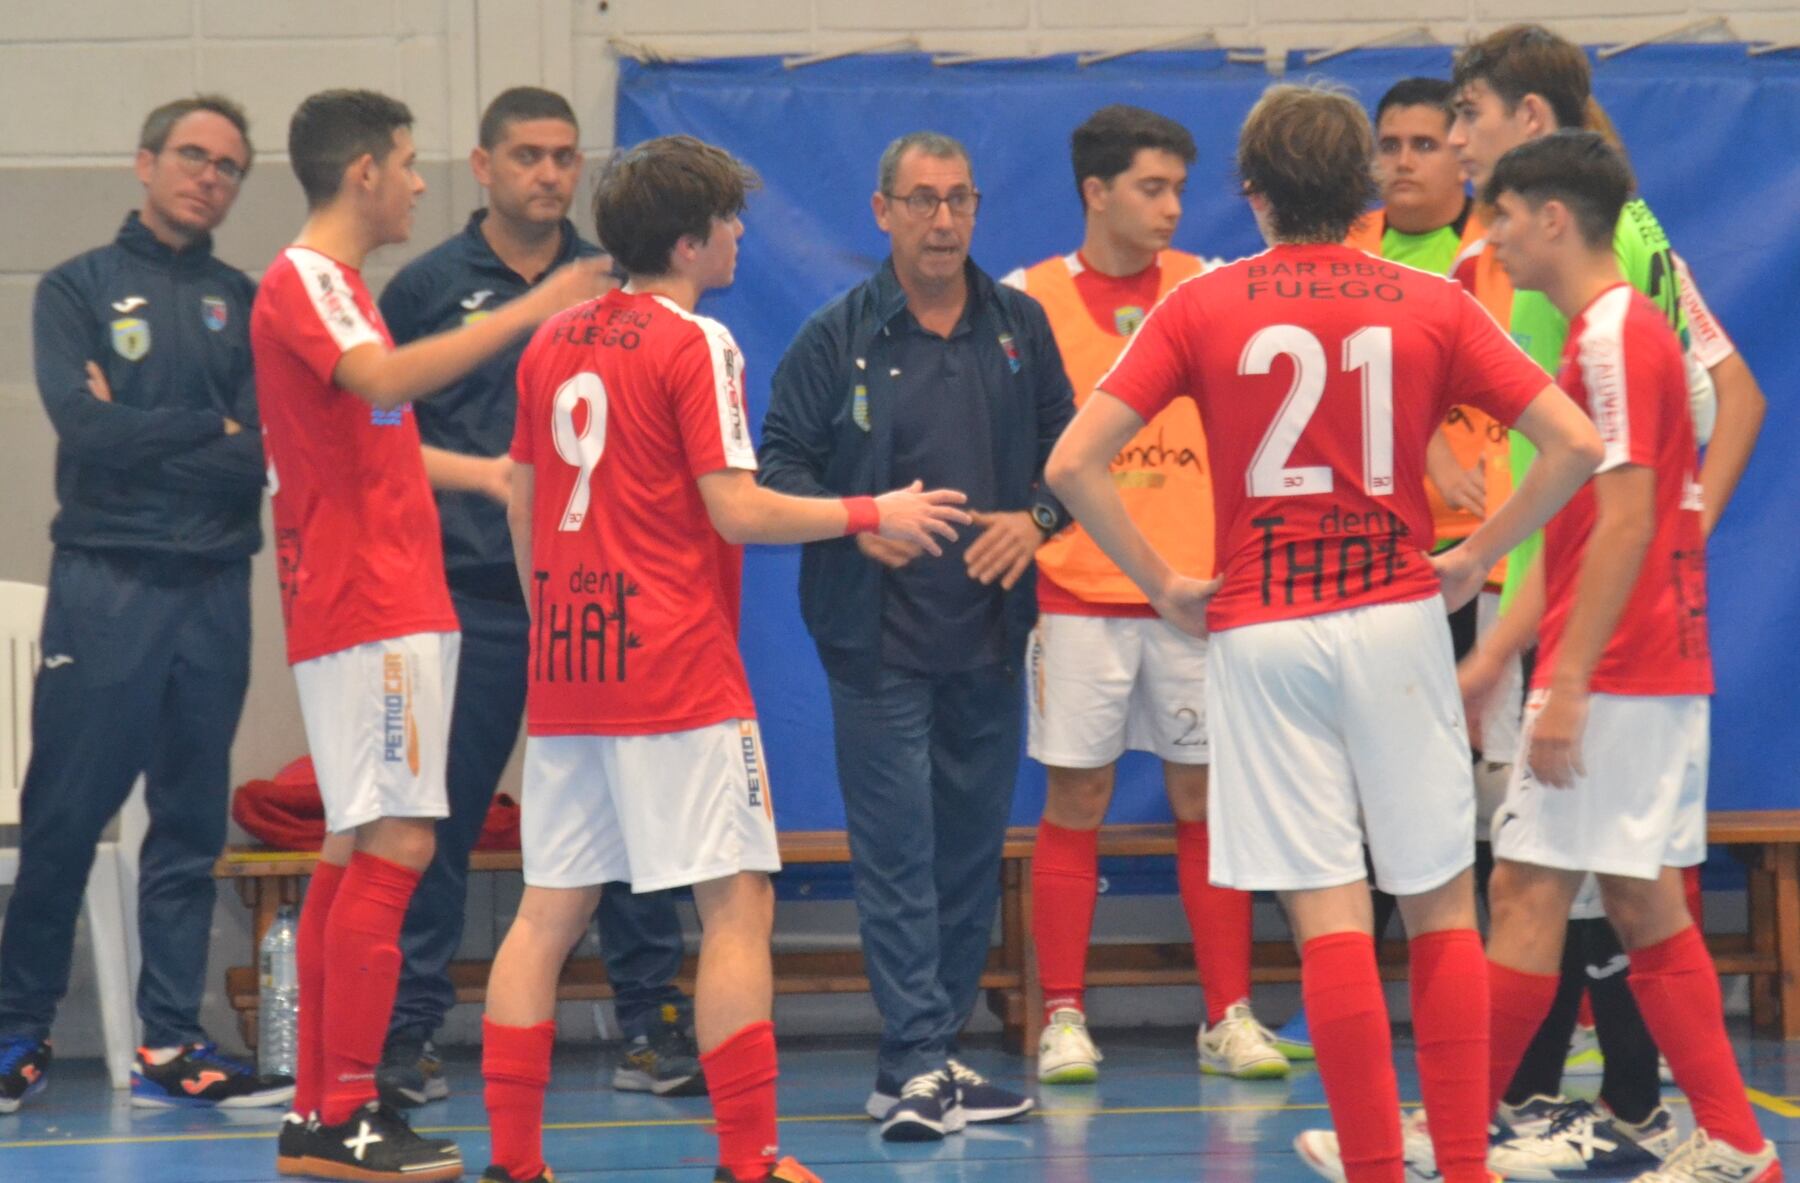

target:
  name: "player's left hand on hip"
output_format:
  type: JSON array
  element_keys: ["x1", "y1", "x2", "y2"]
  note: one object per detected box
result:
[
  {"x1": 964, "y1": 510, "x2": 1039, "y2": 590},
  {"x1": 1527, "y1": 687, "x2": 1588, "y2": 789}
]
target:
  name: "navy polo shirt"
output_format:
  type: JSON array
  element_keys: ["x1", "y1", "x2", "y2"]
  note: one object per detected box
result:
[
  {"x1": 880, "y1": 305, "x2": 1004, "y2": 673},
  {"x1": 379, "y1": 209, "x2": 598, "y2": 602}
]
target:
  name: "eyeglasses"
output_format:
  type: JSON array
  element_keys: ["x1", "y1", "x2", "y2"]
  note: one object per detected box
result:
[
  {"x1": 168, "y1": 144, "x2": 247, "y2": 186},
  {"x1": 887, "y1": 188, "x2": 981, "y2": 219}
]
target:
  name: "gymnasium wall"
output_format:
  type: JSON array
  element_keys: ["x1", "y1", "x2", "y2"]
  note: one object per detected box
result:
[{"x1": 0, "y1": 0, "x2": 1795, "y2": 1054}]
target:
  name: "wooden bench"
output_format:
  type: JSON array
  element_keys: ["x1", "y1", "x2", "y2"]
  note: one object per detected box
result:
[
  {"x1": 215, "y1": 831, "x2": 1036, "y2": 1050},
  {"x1": 216, "y1": 810, "x2": 1800, "y2": 1055}
]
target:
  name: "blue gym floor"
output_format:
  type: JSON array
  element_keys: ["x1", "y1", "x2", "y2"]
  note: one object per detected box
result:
[{"x1": 6, "y1": 1028, "x2": 1800, "y2": 1182}]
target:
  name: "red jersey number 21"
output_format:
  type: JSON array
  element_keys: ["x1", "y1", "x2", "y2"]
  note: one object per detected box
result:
[
  {"x1": 1241, "y1": 324, "x2": 1394, "y2": 498},
  {"x1": 552, "y1": 371, "x2": 608, "y2": 531}
]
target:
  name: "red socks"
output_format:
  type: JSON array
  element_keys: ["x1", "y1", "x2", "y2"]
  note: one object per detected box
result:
[
  {"x1": 700, "y1": 1020, "x2": 779, "y2": 1183},
  {"x1": 320, "y1": 852, "x2": 422, "y2": 1126},
  {"x1": 1488, "y1": 959, "x2": 1560, "y2": 1119},
  {"x1": 1410, "y1": 931, "x2": 1490, "y2": 1183},
  {"x1": 1628, "y1": 926, "x2": 1764, "y2": 1154},
  {"x1": 1304, "y1": 933, "x2": 1402, "y2": 1182},
  {"x1": 484, "y1": 1018, "x2": 555, "y2": 1181},
  {"x1": 293, "y1": 858, "x2": 346, "y2": 1119},
  {"x1": 1176, "y1": 821, "x2": 1252, "y2": 1024},
  {"x1": 1033, "y1": 819, "x2": 1099, "y2": 1021}
]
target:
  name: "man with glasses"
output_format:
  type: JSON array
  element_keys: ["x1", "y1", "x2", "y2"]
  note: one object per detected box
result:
[
  {"x1": 0, "y1": 95, "x2": 289, "y2": 1111},
  {"x1": 761, "y1": 130, "x2": 1074, "y2": 1141}
]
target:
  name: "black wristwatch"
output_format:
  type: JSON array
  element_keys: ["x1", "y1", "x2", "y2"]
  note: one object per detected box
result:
[{"x1": 1030, "y1": 502, "x2": 1060, "y2": 536}]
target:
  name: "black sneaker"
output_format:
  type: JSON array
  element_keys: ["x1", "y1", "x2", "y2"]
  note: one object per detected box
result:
[
  {"x1": 481, "y1": 1166, "x2": 556, "y2": 1182},
  {"x1": 377, "y1": 1034, "x2": 449, "y2": 1108},
  {"x1": 946, "y1": 1058, "x2": 1033, "y2": 1124},
  {"x1": 0, "y1": 1037, "x2": 50, "y2": 1114},
  {"x1": 131, "y1": 1042, "x2": 295, "y2": 1109},
  {"x1": 612, "y1": 1004, "x2": 706, "y2": 1097},
  {"x1": 306, "y1": 1100, "x2": 463, "y2": 1181},
  {"x1": 276, "y1": 1111, "x2": 324, "y2": 1177}
]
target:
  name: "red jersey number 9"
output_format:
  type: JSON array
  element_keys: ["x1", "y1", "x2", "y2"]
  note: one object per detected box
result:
[
  {"x1": 551, "y1": 371, "x2": 608, "y2": 532},
  {"x1": 1241, "y1": 324, "x2": 1394, "y2": 499}
]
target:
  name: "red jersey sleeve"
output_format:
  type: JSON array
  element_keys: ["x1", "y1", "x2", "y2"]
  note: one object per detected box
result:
[
  {"x1": 1446, "y1": 290, "x2": 1548, "y2": 428},
  {"x1": 272, "y1": 248, "x2": 387, "y2": 386},
  {"x1": 1579, "y1": 304, "x2": 1664, "y2": 474},
  {"x1": 1095, "y1": 287, "x2": 1197, "y2": 423},
  {"x1": 665, "y1": 315, "x2": 758, "y2": 479}
]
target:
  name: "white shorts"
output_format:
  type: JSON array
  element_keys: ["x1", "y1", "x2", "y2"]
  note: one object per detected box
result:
[
  {"x1": 293, "y1": 631, "x2": 461, "y2": 834},
  {"x1": 520, "y1": 719, "x2": 783, "y2": 892},
  {"x1": 1492, "y1": 691, "x2": 1708, "y2": 881},
  {"x1": 1206, "y1": 597, "x2": 1475, "y2": 895},
  {"x1": 1026, "y1": 613, "x2": 1210, "y2": 767}
]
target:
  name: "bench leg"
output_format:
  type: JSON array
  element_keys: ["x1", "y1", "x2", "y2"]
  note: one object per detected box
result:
[
  {"x1": 1772, "y1": 843, "x2": 1800, "y2": 1040},
  {"x1": 1747, "y1": 855, "x2": 1776, "y2": 1034}
]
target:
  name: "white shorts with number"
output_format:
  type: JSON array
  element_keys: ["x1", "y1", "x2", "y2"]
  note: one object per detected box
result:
[
  {"x1": 1206, "y1": 597, "x2": 1475, "y2": 895},
  {"x1": 293, "y1": 631, "x2": 461, "y2": 834},
  {"x1": 1026, "y1": 613, "x2": 1210, "y2": 767},
  {"x1": 521, "y1": 719, "x2": 783, "y2": 892},
  {"x1": 1491, "y1": 691, "x2": 1708, "y2": 881}
]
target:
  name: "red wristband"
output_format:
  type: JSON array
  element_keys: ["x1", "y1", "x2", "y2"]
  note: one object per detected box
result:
[{"x1": 842, "y1": 496, "x2": 880, "y2": 535}]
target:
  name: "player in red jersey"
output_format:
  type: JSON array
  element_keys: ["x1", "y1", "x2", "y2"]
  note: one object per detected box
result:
[
  {"x1": 252, "y1": 89, "x2": 607, "y2": 1182},
  {"x1": 477, "y1": 134, "x2": 968, "y2": 1183},
  {"x1": 1044, "y1": 84, "x2": 1602, "y2": 1183},
  {"x1": 1464, "y1": 132, "x2": 1780, "y2": 1183}
]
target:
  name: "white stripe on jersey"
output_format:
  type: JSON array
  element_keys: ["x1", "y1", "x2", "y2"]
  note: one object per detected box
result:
[
  {"x1": 651, "y1": 295, "x2": 758, "y2": 472},
  {"x1": 1672, "y1": 252, "x2": 1736, "y2": 371},
  {"x1": 284, "y1": 246, "x2": 383, "y2": 354},
  {"x1": 1579, "y1": 285, "x2": 1636, "y2": 474}
]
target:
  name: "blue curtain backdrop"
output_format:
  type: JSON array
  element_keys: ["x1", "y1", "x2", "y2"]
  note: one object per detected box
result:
[{"x1": 616, "y1": 45, "x2": 1800, "y2": 830}]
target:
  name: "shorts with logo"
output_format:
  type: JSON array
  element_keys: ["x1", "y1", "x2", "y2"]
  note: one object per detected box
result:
[
  {"x1": 1206, "y1": 597, "x2": 1475, "y2": 895},
  {"x1": 1026, "y1": 613, "x2": 1209, "y2": 767},
  {"x1": 293, "y1": 630, "x2": 461, "y2": 834},
  {"x1": 1492, "y1": 691, "x2": 1708, "y2": 881},
  {"x1": 520, "y1": 719, "x2": 783, "y2": 892}
]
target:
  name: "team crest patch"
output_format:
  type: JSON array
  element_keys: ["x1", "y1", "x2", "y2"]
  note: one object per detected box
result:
[
  {"x1": 201, "y1": 295, "x2": 229, "y2": 332},
  {"x1": 852, "y1": 384, "x2": 870, "y2": 432},
  {"x1": 1114, "y1": 305, "x2": 1146, "y2": 336},
  {"x1": 110, "y1": 317, "x2": 150, "y2": 361},
  {"x1": 998, "y1": 332, "x2": 1021, "y2": 374}
]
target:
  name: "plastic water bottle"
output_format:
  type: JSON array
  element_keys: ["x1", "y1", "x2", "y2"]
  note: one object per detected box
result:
[{"x1": 258, "y1": 905, "x2": 300, "y2": 1077}]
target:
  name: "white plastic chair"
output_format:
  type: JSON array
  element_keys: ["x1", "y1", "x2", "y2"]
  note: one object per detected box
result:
[{"x1": 0, "y1": 580, "x2": 142, "y2": 1088}]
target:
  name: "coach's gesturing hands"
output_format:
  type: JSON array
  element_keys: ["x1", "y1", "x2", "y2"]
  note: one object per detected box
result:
[{"x1": 874, "y1": 480, "x2": 971, "y2": 557}]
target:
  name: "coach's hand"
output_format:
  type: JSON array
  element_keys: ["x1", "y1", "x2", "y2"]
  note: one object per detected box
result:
[
  {"x1": 531, "y1": 256, "x2": 618, "y2": 318},
  {"x1": 965, "y1": 510, "x2": 1041, "y2": 590},
  {"x1": 1430, "y1": 545, "x2": 1487, "y2": 613},
  {"x1": 1527, "y1": 684, "x2": 1589, "y2": 789},
  {"x1": 873, "y1": 480, "x2": 970, "y2": 558},
  {"x1": 84, "y1": 361, "x2": 113, "y2": 403},
  {"x1": 1152, "y1": 574, "x2": 1222, "y2": 639},
  {"x1": 857, "y1": 533, "x2": 922, "y2": 569}
]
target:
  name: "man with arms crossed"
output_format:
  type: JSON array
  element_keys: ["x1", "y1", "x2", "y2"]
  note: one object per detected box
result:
[
  {"x1": 253, "y1": 88, "x2": 606, "y2": 1181},
  {"x1": 376, "y1": 85, "x2": 700, "y2": 1107},
  {"x1": 1045, "y1": 84, "x2": 1601, "y2": 1183},
  {"x1": 0, "y1": 94, "x2": 286, "y2": 1112},
  {"x1": 1468, "y1": 132, "x2": 1779, "y2": 1183},
  {"x1": 479, "y1": 134, "x2": 967, "y2": 1183},
  {"x1": 1002, "y1": 104, "x2": 1283, "y2": 1084}
]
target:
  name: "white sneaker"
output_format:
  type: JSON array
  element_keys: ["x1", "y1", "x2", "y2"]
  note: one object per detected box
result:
[
  {"x1": 1488, "y1": 1100, "x2": 1678, "y2": 1180},
  {"x1": 1497, "y1": 1093, "x2": 1573, "y2": 1139},
  {"x1": 1037, "y1": 1008, "x2": 1101, "y2": 1084},
  {"x1": 1564, "y1": 1022, "x2": 1605, "y2": 1076},
  {"x1": 1291, "y1": 1111, "x2": 1439, "y2": 1183},
  {"x1": 1630, "y1": 1129, "x2": 1780, "y2": 1182},
  {"x1": 1197, "y1": 1002, "x2": 1290, "y2": 1079}
]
